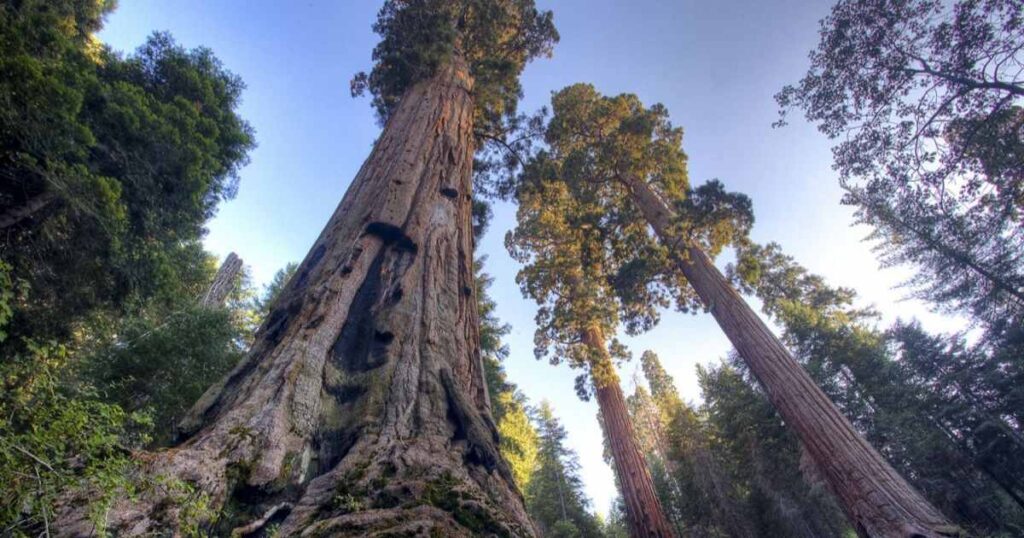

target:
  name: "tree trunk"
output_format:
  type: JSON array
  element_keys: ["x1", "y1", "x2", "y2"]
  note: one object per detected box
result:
[
  {"x1": 201, "y1": 252, "x2": 243, "y2": 307},
  {"x1": 56, "y1": 58, "x2": 535, "y2": 537},
  {"x1": 585, "y1": 326, "x2": 678, "y2": 538},
  {"x1": 619, "y1": 174, "x2": 956, "y2": 538}
]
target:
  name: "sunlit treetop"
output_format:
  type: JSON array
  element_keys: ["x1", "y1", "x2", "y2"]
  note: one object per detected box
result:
[
  {"x1": 507, "y1": 84, "x2": 754, "y2": 397},
  {"x1": 544, "y1": 84, "x2": 753, "y2": 260},
  {"x1": 506, "y1": 166, "x2": 654, "y2": 395},
  {"x1": 351, "y1": 0, "x2": 557, "y2": 133}
]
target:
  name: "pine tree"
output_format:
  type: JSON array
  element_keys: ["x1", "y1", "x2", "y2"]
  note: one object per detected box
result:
[
  {"x1": 527, "y1": 401, "x2": 604, "y2": 538},
  {"x1": 635, "y1": 351, "x2": 756, "y2": 538},
  {"x1": 477, "y1": 260, "x2": 540, "y2": 494},
  {"x1": 55, "y1": 2, "x2": 557, "y2": 535},
  {"x1": 532, "y1": 83, "x2": 955, "y2": 537},
  {"x1": 626, "y1": 384, "x2": 686, "y2": 535}
]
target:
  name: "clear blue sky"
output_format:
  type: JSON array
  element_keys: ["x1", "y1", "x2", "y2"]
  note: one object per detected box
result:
[{"x1": 98, "y1": 0, "x2": 964, "y2": 518}]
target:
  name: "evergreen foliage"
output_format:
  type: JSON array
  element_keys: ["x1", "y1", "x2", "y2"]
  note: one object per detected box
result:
[
  {"x1": 476, "y1": 258, "x2": 610, "y2": 535},
  {"x1": 511, "y1": 84, "x2": 754, "y2": 349},
  {"x1": 730, "y1": 241, "x2": 1024, "y2": 535},
  {"x1": 252, "y1": 261, "x2": 298, "y2": 320},
  {"x1": 0, "y1": 0, "x2": 255, "y2": 350},
  {"x1": 527, "y1": 401, "x2": 605, "y2": 538},
  {"x1": 350, "y1": 0, "x2": 557, "y2": 135},
  {"x1": 0, "y1": 340, "x2": 151, "y2": 536},
  {"x1": 78, "y1": 256, "x2": 259, "y2": 444},
  {"x1": 0, "y1": 3, "x2": 252, "y2": 532},
  {"x1": 506, "y1": 83, "x2": 748, "y2": 392},
  {"x1": 626, "y1": 350, "x2": 848, "y2": 537},
  {"x1": 478, "y1": 259, "x2": 539, "y2": 492}
]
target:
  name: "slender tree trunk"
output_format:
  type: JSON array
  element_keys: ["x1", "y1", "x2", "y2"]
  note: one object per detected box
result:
[
  {"x1": 641, "y1": 398, "x2": 686, "y2": 536},
  {"x1": 56, "y1": 58, "x2": 534, "y2": 537},
  {"x1": 201, "y1": 252, "x2": 243, "y2": 307},
  {"x1": 585, "y1": 326, "x2": 677, "y2": 538},
  {"x1": 619, "y1": 174, "x2": 956, "y2": 538}
]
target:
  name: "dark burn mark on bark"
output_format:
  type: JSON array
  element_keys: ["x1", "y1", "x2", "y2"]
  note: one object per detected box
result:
[
  {"x1": 314, "y1": 427, "x2": 361, "y2": 477},
  {"x1": 440, "y1": 187, "x2": 458, "y2": 199},
  {"x1": 214, "y1": 464, "x2": 301, "y2": 538},
  {"x1": 265, "y1": 297, "x2": 302, "y2": 345},
  {"x1": 373, "y1": 330, "x2": 395, "y2": 345},
  {"x1": 295, "y1": 244, "x2": 327, "y2": 289},
  {"x1": 326, "y1": 383, "x2": 367, "y2": 406},
  {"x1": 340, "y1": 246, "x2": 363, "y2": 277},
  {"x1": 365, "y1": 222, "x2": 417, "y2": 254},
  {"x1": 331, "y1": 252, "x2": 394, "y2": 374}
]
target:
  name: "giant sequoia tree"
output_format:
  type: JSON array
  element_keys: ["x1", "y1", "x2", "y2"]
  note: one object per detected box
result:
[
  {"x1": 534, "y1": 84, "x2": 956, "y2": 537},
  {"x1": 55, "y1": 1, "x2": 557, "y2": 535},
  {"x1": 507, "y1": 126, "x2": 695, "y2": 538}
]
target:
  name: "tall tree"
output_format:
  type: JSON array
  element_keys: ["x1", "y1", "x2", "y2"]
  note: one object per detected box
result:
[
  {"x1": 0, "y1": 1, "x2": 255, "y2": 349},
  {"x1": 55, "y1": 1, "x2": 558, "y2": 535},
  {"x1": 776, "y1": 0, "x2": 1024, "y2": 326},
  {"x1": 633, "y1": 351, "x2": 757, "y2": 538},
  {"x1": 508, "y1": 159, "x2": 678, "y2": 536},
  {"x1": 477, "y1": 259, "x2": 541, "y2": 494},
  {"x1": 527, "y1": 401, "x2": 604, "y2": 538},
  {"x1": 626, "y1": 384, "x2": 686, "y2": 536},
  {"x1": 534, "y1": 83, "x2": 955, "y2": 537},
  {"x1": 731, "y1": 240, "x2": 1024, "y2": 534}
]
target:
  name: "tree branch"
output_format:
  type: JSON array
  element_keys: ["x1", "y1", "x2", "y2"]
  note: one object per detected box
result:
[
  {"x1": 474, "y1": 130, "x2": 528, "y2": 171},
  {"x1": 904, "y1": 62, "x2": 1024, "y2": 97}
]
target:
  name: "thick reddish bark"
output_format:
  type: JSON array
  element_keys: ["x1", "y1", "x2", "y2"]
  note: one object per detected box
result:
[
  {"x1": 620, "y1": 174, "x2": 957, "y2": 538},
  {"x1": 585, "y1": 327, "x2": 677, "y2": 538},
  {"x1": 201, "y1": 252, "x2": 243, "y2": 307},
  {"x1": 56, "y1": 59, "x2": 534, "y2": 537}
]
